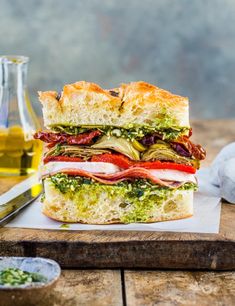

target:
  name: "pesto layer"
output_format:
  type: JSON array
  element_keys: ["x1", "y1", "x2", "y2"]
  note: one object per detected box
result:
[
  {"x1": 47, "y1": 174, "x2": 197, "y2": 223},
  {"x1": 49, "y1": 173, "x2": 197, "y2": 195},
  {"x1": 50, "y1": 114, "x2": 190, "y2": 141}
]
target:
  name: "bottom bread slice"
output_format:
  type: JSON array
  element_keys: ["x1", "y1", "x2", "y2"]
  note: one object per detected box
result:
[{"x1": 42, "y1": 175, "x2": 195, "y2": 224}]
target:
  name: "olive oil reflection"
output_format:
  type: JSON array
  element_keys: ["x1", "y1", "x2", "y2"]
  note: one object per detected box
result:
[{"x1": 0, "y1": 126, "x2": 42, "y2": 175}]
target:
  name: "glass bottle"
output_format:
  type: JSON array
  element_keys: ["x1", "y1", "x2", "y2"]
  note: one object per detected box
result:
[{"x1": 0, "y1": 55, "x2": 42, "y2": 176}]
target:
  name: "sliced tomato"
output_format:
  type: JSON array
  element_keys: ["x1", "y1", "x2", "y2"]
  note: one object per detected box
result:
[
  {"x1": 91, "y1": 153, "x2": 133, "y2": 169},
  {"x1": 44, "y1": 156, "x2": 83, "y2": 164}
]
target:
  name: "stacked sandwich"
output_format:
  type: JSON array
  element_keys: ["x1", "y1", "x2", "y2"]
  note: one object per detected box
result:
[{"x1": 35, "y1": 81, "x2": 206, "y2": 224}]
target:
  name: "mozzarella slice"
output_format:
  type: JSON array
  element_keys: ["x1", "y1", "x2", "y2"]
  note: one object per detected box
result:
[
  {"x1": 150, "y1": 169, "x2": 196, "y2": 183},
  {"x1": 42, "y1": 162, "x2": 120, "y2": 177}
]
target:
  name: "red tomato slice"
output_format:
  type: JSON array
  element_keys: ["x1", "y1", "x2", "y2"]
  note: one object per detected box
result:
[{"x1": 44, "y1": 156, "x2": 83, "y2": 164}]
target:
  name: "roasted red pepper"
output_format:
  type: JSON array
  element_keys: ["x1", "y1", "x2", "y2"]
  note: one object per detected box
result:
[
  {"x1": 91, "y1": 153, "x2": 196, "y2": 174},
  {"x1": 91, "y1": 153, "x2": 132, "y2": 169}
]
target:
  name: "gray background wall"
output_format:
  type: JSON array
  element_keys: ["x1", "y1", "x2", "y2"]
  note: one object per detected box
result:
[{"x1": 1, "y1": 0, "x2": 235, "y2": 118}]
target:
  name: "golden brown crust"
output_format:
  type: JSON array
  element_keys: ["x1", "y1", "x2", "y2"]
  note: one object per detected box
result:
[
  {"x1": 120, "y1": 81, "x2": 188, "y2": 110},
  {"x1": 39, "y1": 80, "x2": 189, "y2": 128},
  {"x1": 43, "y1": 207, "x2": 193, "y2": 225},
  {"x1": 63, "y1": 81, "x2": 112, "y2": 98},
  {"x1": 40, "y1": 81, "x2": 120, "y2": 105},
  {"x1": 39, "y1": 81, "x2": 124, "y2": 127},
  {"x1": 38, "y1": 90, "x2": 57, "y2": 102},
  {"x1": 39, "y1": 81, "x2": 188, "y2": 108}
]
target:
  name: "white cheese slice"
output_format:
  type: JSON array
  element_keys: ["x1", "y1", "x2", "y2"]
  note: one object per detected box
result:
[
  {"x1": 149, "y1": 169, "x2": 196, "y2": 183},
  {"x1": 42, "y1": 162, "x2": 120, "y2": 176}
]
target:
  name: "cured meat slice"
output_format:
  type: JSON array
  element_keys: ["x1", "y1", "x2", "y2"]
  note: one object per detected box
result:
[{"x1": 42, "y1": 166, "x2": 194, "y2": 188}]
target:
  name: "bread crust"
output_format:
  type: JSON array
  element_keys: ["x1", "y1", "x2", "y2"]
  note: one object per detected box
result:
[
  {"x1": 39, "y1": 81, "x2": 120, "y2": 109},
  {"x1": 39, "y1": 81, "x2": 189, "y2": 128},
  {"x1": 39, "y1": 81, "x2": 187, "y2": 107},
  {"x1": 120, "y1": 81, "x2": 188, "y2": 107},
  {"x1": 42, "y1": 206, "x2": 193, "y2": 225}
]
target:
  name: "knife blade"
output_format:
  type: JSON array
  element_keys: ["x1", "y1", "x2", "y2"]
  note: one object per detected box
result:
[{"x1": 0, "y1": 183, "x2": 42, "y2": 227}]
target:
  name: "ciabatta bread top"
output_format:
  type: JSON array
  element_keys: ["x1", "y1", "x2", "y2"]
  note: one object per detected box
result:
[
  {"x1": 38, "y1": 81, "x2": 121, "y2": 128},
  {"x1": 39, "y1": 81, "x2": 190, "y2": 129},
  {"x1": 118, "y1": 81, "x2": 189, "y2": 127}
]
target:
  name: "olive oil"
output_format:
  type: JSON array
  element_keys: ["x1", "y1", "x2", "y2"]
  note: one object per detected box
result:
[
  {"x1": 0, "y1": 126, "x2": 42, "y2": 175},
  {"x1": 0, "y1": 55, "x2": 42, "y2": 176}
]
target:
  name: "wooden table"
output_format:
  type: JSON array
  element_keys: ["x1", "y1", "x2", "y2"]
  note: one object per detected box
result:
[{"x1": 0, "y1": 119, "x2": 235, "y2": 306}]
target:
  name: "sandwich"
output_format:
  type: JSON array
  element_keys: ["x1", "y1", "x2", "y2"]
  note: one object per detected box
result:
[{"x1": 34, "y1": 81, "x2": 206, "y2": 224}]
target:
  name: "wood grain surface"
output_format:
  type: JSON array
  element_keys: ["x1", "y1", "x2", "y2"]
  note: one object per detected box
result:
[
  {"x1": 45, "y1": 270, "x2": 122, "y2": 306},
  {"x1": 3, "y1": 269, "x2": 235, "y2": 306},
  {"x1": 0, "y1": 270, "x2": 123, "y2": 306},
  {"x1": 0, "y1": 120, "x2": 234, "y2": 270},
  {"x1": 124, "y1": 270, "x2": 235, "y2": 306}
]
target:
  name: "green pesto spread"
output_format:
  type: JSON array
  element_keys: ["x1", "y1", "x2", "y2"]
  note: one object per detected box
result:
[
  {"x1": 50, "y1": 115, "x2": 189, "y2": 141},
  {"x1": 0, "y1": 268, "x2": 47, "y2": 286},
  {"x1": 48, "y1": 174, "x2": 197, "y2": 223},
  {"x1": 60, "y1": 224, "x2": 70, "y2": 229},
  {"x1": 50, "y1": 173, "x2": 196, "y2": 194},
  {"x1": 40, "y1": 193, "x2": 45, "y2": 203}
]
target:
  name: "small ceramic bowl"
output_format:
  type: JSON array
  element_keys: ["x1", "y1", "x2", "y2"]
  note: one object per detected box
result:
[{"x1": 0, "y1": 257, "x2": 61, "y2": 306}]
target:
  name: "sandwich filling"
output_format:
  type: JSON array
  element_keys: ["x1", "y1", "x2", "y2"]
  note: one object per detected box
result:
[
  {"x1": 36, "y1": 124, "x2": 204, "y2": 223},
  {"x1": 35, "y1": 125, "x2": 205, "y2": 167},
  {"x1": 49, "y1": 113, "x2": 188, "y2": 141}
]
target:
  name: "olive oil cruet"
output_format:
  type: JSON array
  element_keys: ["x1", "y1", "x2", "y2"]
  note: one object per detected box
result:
[{"x1": 0, "y1": 55, "x2": 42, "y2": 175}]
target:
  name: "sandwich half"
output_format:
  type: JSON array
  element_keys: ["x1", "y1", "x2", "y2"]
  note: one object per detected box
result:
[{"x1": 35, "y1": 81, "x2": 206, "y2": 224}]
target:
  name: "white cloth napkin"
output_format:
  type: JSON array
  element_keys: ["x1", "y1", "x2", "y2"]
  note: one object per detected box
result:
[{"x1": 197, "y1": 142, "x2": 235, "y2": 203}]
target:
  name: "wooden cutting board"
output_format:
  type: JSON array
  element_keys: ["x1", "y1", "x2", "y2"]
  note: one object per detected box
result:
[
  {"x1": 0, "y1": 176, "x2": 234, "y2": 270},
  {"x1": 0, "y1": 201, "x2": 234, "y2": 270},
  {"x1": 0, "y1": 120, "x2": 235, "y2": 270}
]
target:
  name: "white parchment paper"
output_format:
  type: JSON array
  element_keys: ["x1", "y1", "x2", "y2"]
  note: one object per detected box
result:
[{"x1": 6, "y1": 191, "x2": 221, "y2": 233}]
